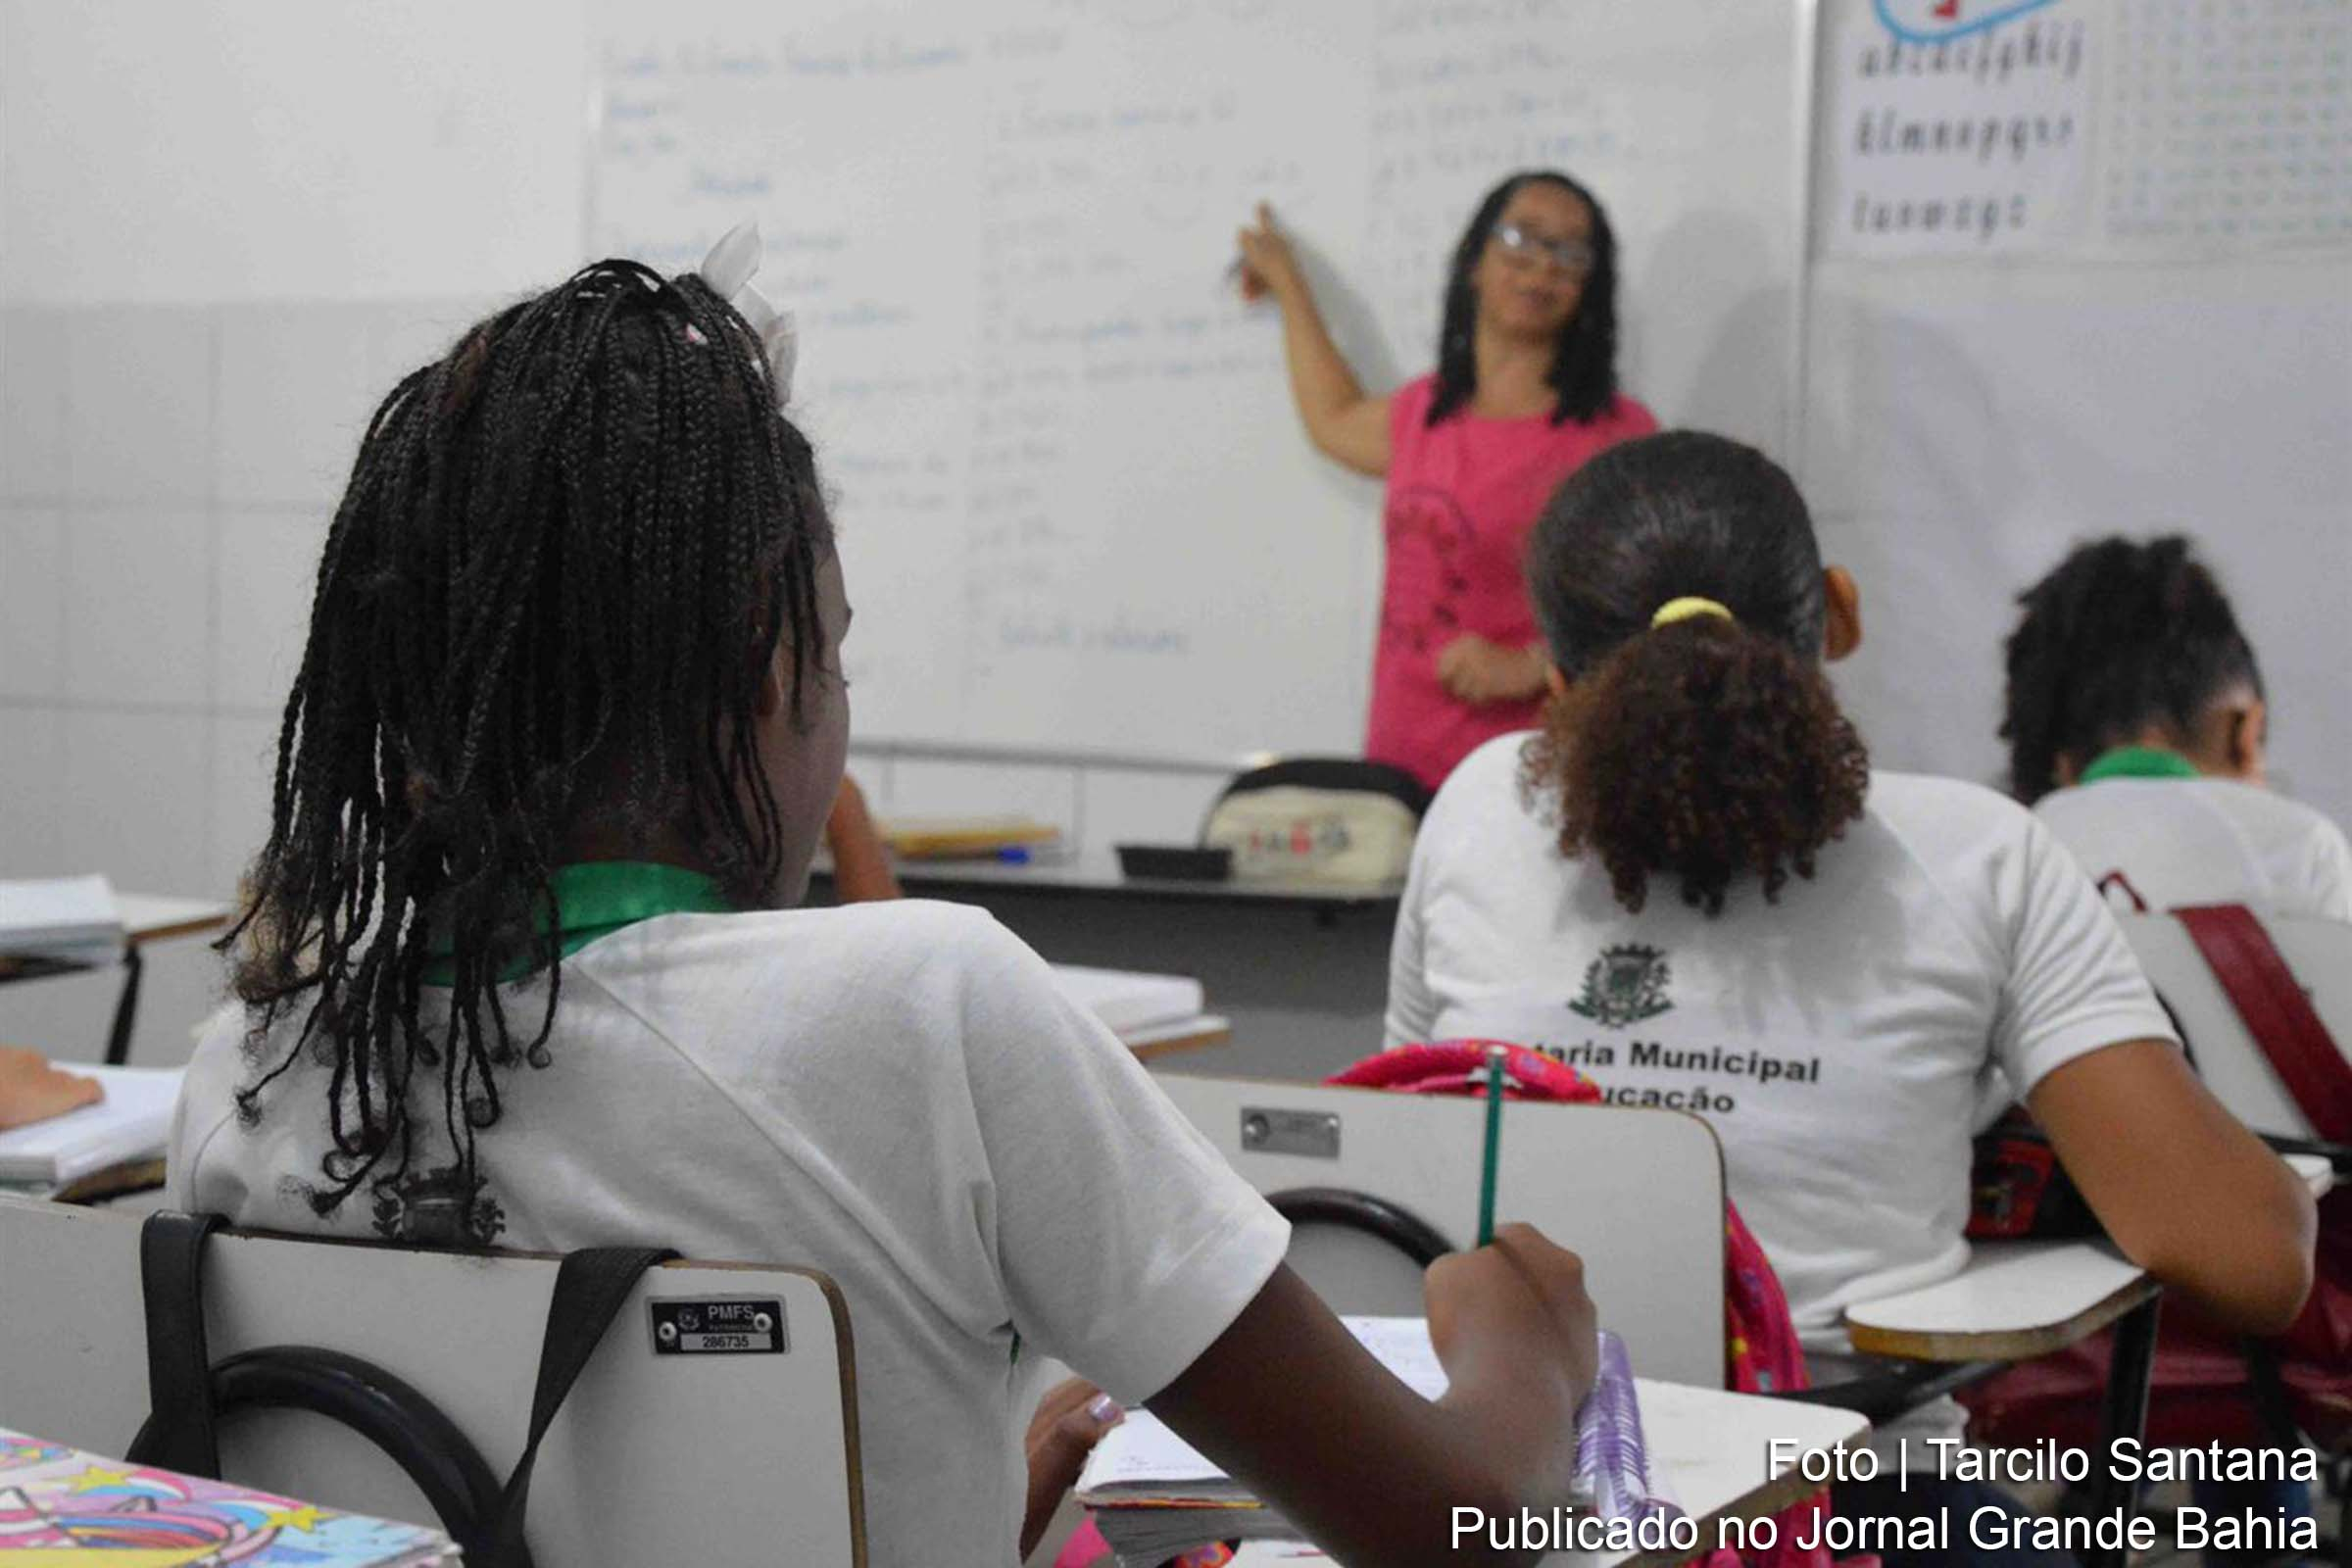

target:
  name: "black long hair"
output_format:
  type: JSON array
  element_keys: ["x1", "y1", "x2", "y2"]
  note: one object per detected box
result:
[
  {"x1": 2000, "y1": 534, "x2": 2263, "y2": 804},
  {"x1": 1522, "y1": 431, "x2": 1869, "y2": 915},
  {"x1": 222, "y1": 259, "x2": 834, "y2": 1227},
  {"x1": 1427, "y1": 171, "x2": 1621, "y2": 428}
]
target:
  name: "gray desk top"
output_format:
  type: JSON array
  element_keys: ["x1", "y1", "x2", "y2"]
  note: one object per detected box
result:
[{"x1": 810, "y1": 846, "x2": 1404, "y2": 910}]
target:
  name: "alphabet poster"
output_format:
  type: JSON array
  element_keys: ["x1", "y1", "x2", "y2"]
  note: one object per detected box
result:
[{"x1": 1822, "y1": 0, "x2": 2096, "y2": 256}]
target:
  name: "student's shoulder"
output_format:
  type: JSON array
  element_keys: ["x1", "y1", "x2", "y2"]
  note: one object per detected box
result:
[
  {"x1": 169, "y1": 1001, "x2": 263, "y2": 1169},
  {"x1": 2192, "y1": 776, "x2": 2348, "y2": 846},
  {"x1": 1426, "y1": 731, "x2": 1540, "y2": 825},
  {"x1": 622, "y1": 901, "x2": 1070, "y2": 1071},
  {"x1": 1869, "y1": 769, "x2": 2034, "y2": 833},
  {"x1": 1863, "y1": 770, "x2": 2053, "y2": 887},
  {"x1": 1446, "y1": 729, "x2": 1538, "y2": 791},
  {"x1": 695, "y1": 897, "x2": 1036, "y2": 986}
]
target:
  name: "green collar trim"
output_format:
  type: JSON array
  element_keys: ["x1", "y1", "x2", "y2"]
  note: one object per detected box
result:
[
  {"x1": 2079, "y1": 746, "x2": 2201, "y2": 786},
  {"x1": 423, "y1": 860, "x2": 732, "y2": 984}
]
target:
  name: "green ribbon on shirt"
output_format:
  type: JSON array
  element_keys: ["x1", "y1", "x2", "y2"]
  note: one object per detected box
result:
[
  {"x1": 2078, "y1": 746, "x2": 2201, "y2": 785},
  {"x1": 422, "y1": 860, "x2": 733, "y2": 984}
]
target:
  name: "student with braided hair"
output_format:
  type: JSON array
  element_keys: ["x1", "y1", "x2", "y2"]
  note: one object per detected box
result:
[
  {"x1": 2002, "y1": 534, "x2": 2351, "y2": 920},
  {"x1": 165, "y1": 253, "x2": 1604, "y2": 1568},
  {"x1": 1387, "y1": 432, "x2": 2314, "y2": 1566}
]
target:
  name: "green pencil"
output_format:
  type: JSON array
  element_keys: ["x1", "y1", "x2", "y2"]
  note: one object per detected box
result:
[{"x1": 1477, "y1": 1043, "x2": 1506, "y2": 1246}]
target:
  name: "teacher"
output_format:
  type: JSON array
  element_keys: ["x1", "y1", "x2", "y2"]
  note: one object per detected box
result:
[{"x1": 1237, "y1": 172, "x2": 1656, "y2": 791}]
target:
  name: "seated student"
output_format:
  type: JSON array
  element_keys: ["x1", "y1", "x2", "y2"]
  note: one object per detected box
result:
[
  {"x1": 164, "y1": 259, "x2": 1599, "y2": 1568},
  {"x1": 2005, "y1": 538, "x2": 2344, "y2": 1558},
  {"x1": 2001, "y1": 533, "x2": 2352, "y2": 920},
  {"x1": 1385, "y1": 431, "x2": 2315, "y2": 1563}
]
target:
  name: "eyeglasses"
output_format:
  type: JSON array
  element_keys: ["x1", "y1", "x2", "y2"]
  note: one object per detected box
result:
[{"x1": 1492, "y1": 222, "x2": 1595, "y2": 277}]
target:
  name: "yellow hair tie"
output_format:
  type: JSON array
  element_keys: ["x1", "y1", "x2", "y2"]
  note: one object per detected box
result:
[{"x1": 1650, "y1": 597, "x2": 1735, "y2": 629}]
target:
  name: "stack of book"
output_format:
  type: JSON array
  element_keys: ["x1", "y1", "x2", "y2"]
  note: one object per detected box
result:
[
  {"x1": 877, "y1": 815, "x2": 1060, "y2": 859},
  {"x1": 1048, "y1": 965, "x2": 1221, "y2": 1051},
  {"x1": 0, "y1": 874, "x2": 124, "y2": 969},
  {"x1": 0, "y1": 1064, "x2": 182, "y2": 1200}
]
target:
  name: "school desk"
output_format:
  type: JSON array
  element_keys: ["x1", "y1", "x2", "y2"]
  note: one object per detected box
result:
[
  {"x1": 1836, "y1": 1152, "x2": 2331, "y2": 1568},
  {"x1": 808, "y1": 851, "x2": 1400, "y2": 1080},
  {"x1": 1841, "y1": 1152, "x2": 2332, "y2": 1362},
  {"x1": 0, "y1": 891, "x2": 232, "y2": 1066},
  {"x1": 1220, "y1": 1381, "x2": 1869, "y2": 1568}
]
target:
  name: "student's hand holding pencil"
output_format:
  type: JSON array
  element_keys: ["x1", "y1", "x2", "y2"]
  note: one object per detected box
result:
[{"x1": 1426, "y1": 1222, "x2": 1601, "y2": 1410}]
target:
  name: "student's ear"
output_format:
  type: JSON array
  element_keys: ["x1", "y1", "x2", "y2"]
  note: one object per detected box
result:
[
  {"x1": 1822, "y1": 566, "x2": 1862, "y2": 662},
  {"x1": 1544, "y1": 662, "x2": 1569, "y2": 703},
  {"x1": 2224, "y1": 697, "x2": 2269, "y2": 785},
  {"x1": 751, "y1": 639, "x2": 790, "y2": 720}
]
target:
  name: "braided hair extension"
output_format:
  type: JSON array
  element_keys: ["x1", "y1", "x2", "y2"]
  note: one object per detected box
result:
[
  {"x1": 1427, "y1": 170, "x2": 1621, "y2": 428},
  {"x1": 220, "y1": 260, "x2": 833, "y2": 1222},
  {"x1": 2000, "y1": 535, "x2": 2263, "y2": 805}
]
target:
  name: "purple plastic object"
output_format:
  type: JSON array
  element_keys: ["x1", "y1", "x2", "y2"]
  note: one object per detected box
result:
[{"x1": 1575, "y1": 1330, "x2": 1687, "y2": 1526}]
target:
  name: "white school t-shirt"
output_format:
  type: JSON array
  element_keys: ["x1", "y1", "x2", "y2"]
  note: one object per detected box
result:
[
  {"x1": 1386, "y1": 734, "x2": 2177, "y2": 1384},
  {"x1": 2033, "y1": 776, "x2": 2352, "y2": 920},
  {"x1": 169, "y1": 899, "x2": 1289, "y2": 1568}
]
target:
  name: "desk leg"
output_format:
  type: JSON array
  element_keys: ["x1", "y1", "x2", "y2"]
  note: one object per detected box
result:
[
  {"x1": 2082, "y1": 1295, "x2": 2161, "y2": 1568},
  {"x1": 104, "y1": 945, "x2": 145, "y2": 1066}
]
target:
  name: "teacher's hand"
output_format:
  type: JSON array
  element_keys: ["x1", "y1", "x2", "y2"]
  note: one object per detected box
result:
[
  {"x1": 1235, "y1": 202, "x2": 1305, "y2": 304},
  {"x1": 1436, "y1": 636, "x2": 1548, "y2": 707}
]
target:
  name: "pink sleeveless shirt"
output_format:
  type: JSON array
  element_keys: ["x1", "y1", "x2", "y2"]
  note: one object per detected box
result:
[{"x1": 1367, "y1": 375, "x2": 1656, "y2": 790}]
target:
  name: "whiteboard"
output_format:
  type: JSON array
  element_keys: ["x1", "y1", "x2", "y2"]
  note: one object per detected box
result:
[{"x1": 588, "y1": 0, "x2": 1805, "y2": 761}]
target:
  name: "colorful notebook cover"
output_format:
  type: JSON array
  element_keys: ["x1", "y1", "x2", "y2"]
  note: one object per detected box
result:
[{"x1": 0, "y1": 1428, "x2": 460, "y2": 1565}]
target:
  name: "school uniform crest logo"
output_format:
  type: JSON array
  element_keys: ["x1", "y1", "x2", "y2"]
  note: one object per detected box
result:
[
  {"x1": 369, "y1": 1162, "x2": 508, "y2": 1249},
  {"x1": 1569, "y1": 944, "x2": 1673, "y2": 1027}
]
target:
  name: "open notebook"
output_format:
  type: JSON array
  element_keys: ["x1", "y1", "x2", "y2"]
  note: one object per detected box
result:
[
  {"x1": 0, "y1": 1065, "x2": 182, "y2": 1190},
  {"x1": 1077, "y1": 1323, "x2": 1669, "y2": 1564},
  {"x1": 0, "y1": 1427, "x2": 459, "y2": 1564}
]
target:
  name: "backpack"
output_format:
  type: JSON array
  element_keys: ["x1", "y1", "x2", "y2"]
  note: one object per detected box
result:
[{"x1": 1200, "y1": 760, "x2": 1429, "y2": 886}]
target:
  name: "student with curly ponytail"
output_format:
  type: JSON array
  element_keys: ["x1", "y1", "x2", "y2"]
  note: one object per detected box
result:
[
  {"x1": 1387, "y1": 432, "x2": 2313, "y2": 1567},
  {"x1": 166, "y1": 249, "x2": 1614, "y2": 1568},
  {"x1": 2003, "y1": 534, "x2": 2350, "y2": 918}
]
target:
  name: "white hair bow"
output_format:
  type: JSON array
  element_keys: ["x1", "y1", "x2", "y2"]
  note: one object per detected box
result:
[{"x1": 699, "y1": 220, "x2": 798, "y2": 407}]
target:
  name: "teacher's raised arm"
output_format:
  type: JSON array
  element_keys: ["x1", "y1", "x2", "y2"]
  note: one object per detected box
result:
[{"x1": 1236, "y1": 173, "x2": 1657, "y2": 793}]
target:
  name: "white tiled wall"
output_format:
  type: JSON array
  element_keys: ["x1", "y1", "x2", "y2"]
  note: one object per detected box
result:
[
  {"x1": 0, "y1": 299, "x2": 1243, "y2": 1060},
  {"x1": 0, "y1": 299, "x2": 487, "y2": 1061}
]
